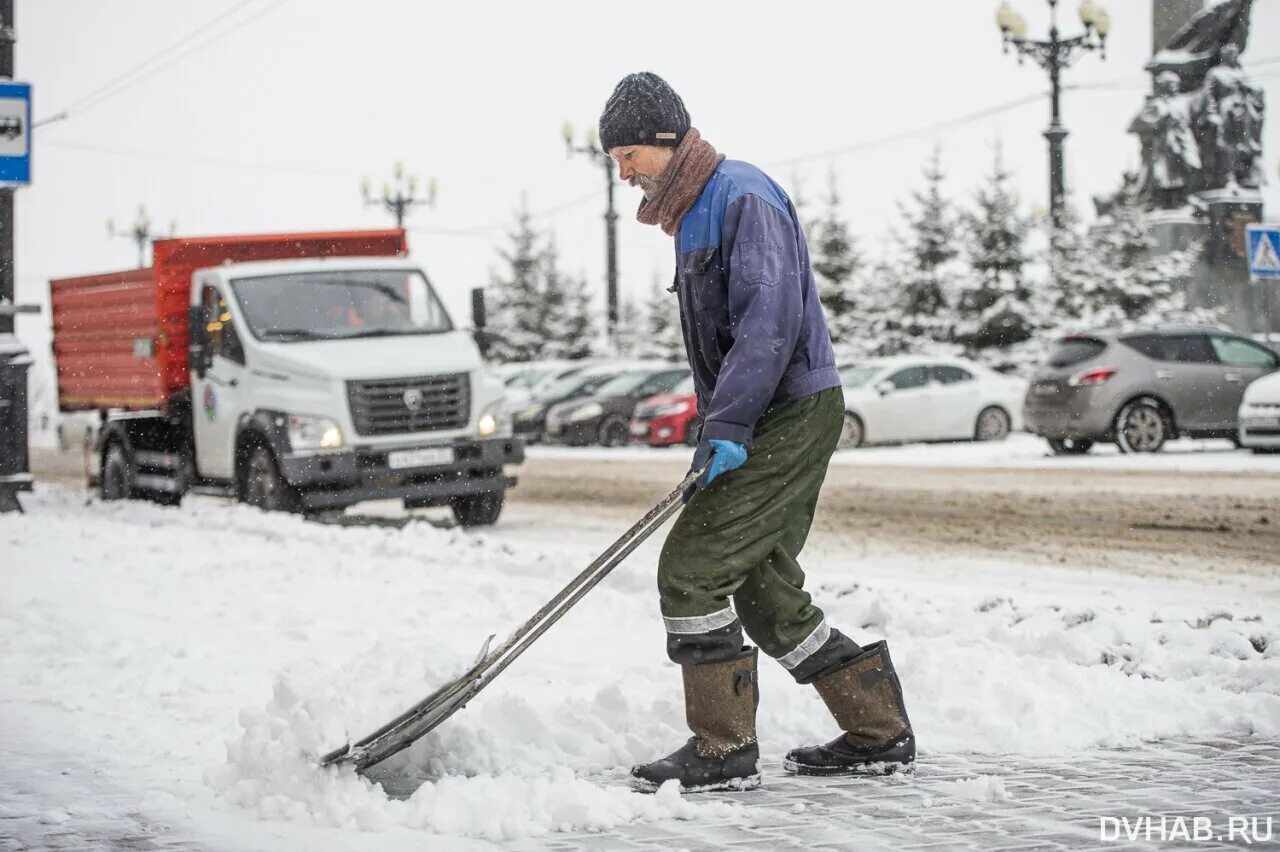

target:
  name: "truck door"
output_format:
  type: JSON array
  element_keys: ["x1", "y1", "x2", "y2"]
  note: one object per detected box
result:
[{"x1": 192, "y1": 283, "x2": 249, "y2": 480}]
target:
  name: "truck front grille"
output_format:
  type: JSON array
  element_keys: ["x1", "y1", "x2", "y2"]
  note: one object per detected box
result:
[{"x1": 347, "y1": 373, "x2": 470, "y2": 436}]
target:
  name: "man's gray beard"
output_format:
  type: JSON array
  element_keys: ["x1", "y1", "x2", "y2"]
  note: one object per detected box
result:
[{"x1": 635, "y1": 175, "x2": 661, "y2": 199}]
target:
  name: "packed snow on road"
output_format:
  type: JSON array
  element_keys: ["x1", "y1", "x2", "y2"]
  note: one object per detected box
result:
[{"x1": 3, "y1": 484, "x2": 1278, "y2": 849}]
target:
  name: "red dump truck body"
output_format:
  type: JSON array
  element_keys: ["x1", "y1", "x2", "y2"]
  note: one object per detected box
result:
[{"x1": 51, "y1": 229, "x2": 408, "y2": 412}]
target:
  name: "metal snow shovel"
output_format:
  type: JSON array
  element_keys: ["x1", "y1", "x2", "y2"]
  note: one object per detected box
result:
[{"x1": 320, "y1": 468, "x2": 701, "y2": 772}]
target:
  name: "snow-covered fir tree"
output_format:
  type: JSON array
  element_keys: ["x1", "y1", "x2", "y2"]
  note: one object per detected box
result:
[
  {"x1": 639, "y1": 273, "x2": 684, "y2": 360},
  {"x1": 487, "y1": 198, "x2": 545, "y2": 362},
  {"x1": 609, "y1": 296, "x2": 647, "y2": 358},
  {"x1": 539, "y1": 236, "x2": 595, "y2": 360},
  {"x1": 488, "y1": 202, "x2": 596, "y2": 362},
  {"x1": 810, "y1": 167, "x2": 865, "y2": 349},
  {"x1": 882, "y1": 149, "x2": 962, "y2": 352},
  {"x1": 954, "y1": 143, "x2": 1035, "y2": 352}
]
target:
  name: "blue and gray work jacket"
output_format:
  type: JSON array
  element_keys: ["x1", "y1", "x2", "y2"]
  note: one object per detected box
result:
[{"x1": 673, "y1": 159, "x2": 840, "y2": 449}]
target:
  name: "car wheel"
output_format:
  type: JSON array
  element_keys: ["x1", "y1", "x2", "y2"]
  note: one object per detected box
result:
[
  {"x1": 974, "y1": 406, "x2": 1011, "y2": 442},
  {"x1": 100, "y1": 442, "x2": 134, "y2": 500},
  {"x1": 241, "y1": 446, "x2": 301, "y2": 512},
  {"x1": 451, "y1": 491, "x2": 504, "y2": 527},
  {"x1": 1047, "y1": 438, "x2": 1094, "y2": 455},
  {"x1": 839, "y1": 413, "x2": 865, "y2": 449},
  {"x1": 1115, "y1": 398, "x2": 1168, "y2": 454},
  {"x1": 598, "y1": 416, "x2": 630, "y2": 448}
]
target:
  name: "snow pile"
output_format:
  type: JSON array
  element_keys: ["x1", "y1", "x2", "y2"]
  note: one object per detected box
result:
[
  {"x1": 933, "y1": 775, "x2": 1010, "y2": 803},
  {"x1": 4, "y1": 485, "x2": 1279, "y2": 849}
]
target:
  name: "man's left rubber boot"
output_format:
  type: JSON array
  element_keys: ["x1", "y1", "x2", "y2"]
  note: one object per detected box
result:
[
  {"x1": 631, "y1": 647, "x2": 761, "y2": 793},
  {"x1": 784, "y1": 640, "x2": 916, "y2": 776}
]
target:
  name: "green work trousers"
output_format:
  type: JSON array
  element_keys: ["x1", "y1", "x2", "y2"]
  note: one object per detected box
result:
[{"x1": 658, "y1": 387, "x2": 850, "y2": 676}]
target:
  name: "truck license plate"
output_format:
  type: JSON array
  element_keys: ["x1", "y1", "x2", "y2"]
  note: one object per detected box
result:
[{"x1": 387, "y1": 447, "x2": 454, "y2": 470}]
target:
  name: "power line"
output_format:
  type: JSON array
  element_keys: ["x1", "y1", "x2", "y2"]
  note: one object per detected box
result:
[
  {"x1": 41, "y1": 139, "x2": 357, "y2": 178},
  {"x1": 407, "y1": 191, "x2": 601, "y2": 238},
  {"x1": 34, "y1": 0, "x2": 287, "y2": 128},
  {"x1": 765, "y1": 92, "x2": 1045, "y2": 169}
]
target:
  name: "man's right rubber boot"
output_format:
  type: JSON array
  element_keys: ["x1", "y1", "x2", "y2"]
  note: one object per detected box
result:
[
  {"x1": 784, "y1": 640, "x2": 916, "y2": 776},
  {"x1": 631, "y1": 646, "x2": 761, "y2": 793}
]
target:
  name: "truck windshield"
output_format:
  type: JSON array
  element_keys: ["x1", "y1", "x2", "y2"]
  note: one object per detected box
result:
[{"x1": 230, "y1": 269, "x2": 451, "y2": 342}]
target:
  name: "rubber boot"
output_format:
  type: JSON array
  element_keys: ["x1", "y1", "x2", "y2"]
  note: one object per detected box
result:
[
  {"x1": 784, "y1": 640, "x2": 915, "y2": 776},
  {"x1": 631, "y1": 647, "x2": 761, "y2": 793}
]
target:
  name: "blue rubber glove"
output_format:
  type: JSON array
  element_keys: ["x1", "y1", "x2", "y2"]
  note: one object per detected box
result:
[{"x1": 692, "y1": 439, "x2": 748, "y2": 488}]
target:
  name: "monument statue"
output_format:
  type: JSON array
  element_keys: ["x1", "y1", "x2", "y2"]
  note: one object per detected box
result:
[
  {"x1": 1193, "y1": 43, "x2": 1265, "y2": 190},
  {"x1": 1118, "y1": 0, "x2": 1265, "y2": 211},
  {"x1": 1128, "y1": 70, "x2": 1201, "y2": 208}
]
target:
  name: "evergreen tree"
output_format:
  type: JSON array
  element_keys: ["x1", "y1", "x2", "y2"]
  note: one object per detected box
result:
[
  {"x1": 955, "y1": 143, "x2": 1035, "y2": 351},
  {"x1": 487, "y1": 197, "x2": 546, "y2": 362},
  {"x1": 640, "y1": 272, "x2": 684, "y2": 360},
  {"x1": 610, "y1": 296, "x2": 647, "y2": 358},
  {"x1": 889, "y1": 149, "x2": 961, "y2": 347},
  {"x1": 538, "y1": 236, "x2": 595, "y2": 360},
  {"x1": 810, "y1": 167, "x2": 864, "y2": 347}
]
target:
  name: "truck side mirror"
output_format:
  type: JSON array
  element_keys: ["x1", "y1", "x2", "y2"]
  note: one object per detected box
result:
[{"x1": 188, "y1": 304, "x2": 210, "y2": 379}]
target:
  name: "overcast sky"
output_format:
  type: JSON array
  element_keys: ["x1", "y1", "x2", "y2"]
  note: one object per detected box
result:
[{"x1": 14, "y1": 0, "x2": 1280, "y2": 389}]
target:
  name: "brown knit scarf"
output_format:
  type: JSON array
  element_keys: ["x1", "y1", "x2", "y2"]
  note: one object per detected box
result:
[{"x1": 636, "y1": 128, "x2": 725, "y2": 236}]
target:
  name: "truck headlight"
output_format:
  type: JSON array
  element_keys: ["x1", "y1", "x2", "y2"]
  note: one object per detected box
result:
[
  {"x1": 567, "y1": 402, "x2": 604, "y2": 422},
  {"x1": 287, "y1": 414, "x2": 344, "y2": 451},
  {"x1": 478, "y1": 401, "x2": 512, "y2": 438}
]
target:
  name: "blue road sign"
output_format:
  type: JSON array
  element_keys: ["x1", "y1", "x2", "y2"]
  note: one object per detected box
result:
[
  {"x1": 0, "y1": 81, "x2": 30, "y2": 186},
  {"x1": 1248, "y1": 225, "x2": 1280, "y2": 281}
]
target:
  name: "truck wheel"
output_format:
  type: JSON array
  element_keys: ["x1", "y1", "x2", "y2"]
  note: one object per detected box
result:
[
  {"x1": 100, "y1": 442, "x2": 135, "y2": 501},
  {"x1": 451, "y1": 491, "x2": 504, "y2": 527},
  {"x1": 241, "y1": 446, "x2": 301, "y2": 513}
]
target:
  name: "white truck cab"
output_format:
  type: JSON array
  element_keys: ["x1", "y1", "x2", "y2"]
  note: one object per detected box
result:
[{"x1": 182, "y1": 256, "x2": 520, "y2": 523}]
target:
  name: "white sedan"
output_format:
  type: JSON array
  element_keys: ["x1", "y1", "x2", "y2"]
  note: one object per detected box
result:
[
  {"x1": 1238, "y1": 370, "x2": 1280, "y2": 453},
  {"x1": 837, "y1": 357, "x2": 1027, "y2": 448}
]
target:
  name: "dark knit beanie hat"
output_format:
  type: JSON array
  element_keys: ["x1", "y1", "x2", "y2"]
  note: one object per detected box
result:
[{"x1": 598, "y1": 72, "x2": 690, "y2": 152}]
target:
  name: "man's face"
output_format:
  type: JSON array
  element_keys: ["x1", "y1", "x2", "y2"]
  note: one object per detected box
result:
[{"x1": 609, "y1": 145, "x2": 674, "y2": 199}]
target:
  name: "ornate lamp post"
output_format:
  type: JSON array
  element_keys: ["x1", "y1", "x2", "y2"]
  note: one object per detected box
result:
[
  {"x1": 362, "y1": 162, "x2": 437, "y2": 229},
  {"x1": 107, "y1": 205, "x2": 175, "y2": 268},
  {"x1": 563, "y1": 121, "x2": 619, "y2": 335},
  {"x1": 996, "y1": 0, "x2": 1110, "y2": 228}
]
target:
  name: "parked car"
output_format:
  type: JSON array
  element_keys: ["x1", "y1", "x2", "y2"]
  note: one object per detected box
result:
[
  {"x1": 497, "y1": 360, "x2": 596, "y2": 419},
  {"x1": 631, "y1": 375, "x2": 699, "y2": 447},
  {"x1": 837, "y1": 357, "x2": 1025, "y2": 448},
  {"x1": 1238, "y1": 369, "x2": 1280, "y2": 454},
  {"x1": 513, "y1": 362, "x2": 661, "y2": 444},
  {"x1": 1024, "y1": 326, "x2": 1280, "y2": 455},
  {"x1": 545, "y1": 366, "x2": 690, "y2": 446}
]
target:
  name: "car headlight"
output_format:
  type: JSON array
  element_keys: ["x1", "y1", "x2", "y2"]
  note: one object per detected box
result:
[
  {"x1": 519, "y1": 403, "x2": 544, "y2": 420},
  {"x1": 287, "y1": 414, "x2": 343, "y2": 451},
  {"x1": 566, "y1": 402, "x2": 604, "y2": 422},
  {"x1": 478, "y1": 400, "x2": 512, "y2": 438},
  {"x1": 652, "y1": 401, "x2": 691, "y2": 417}
]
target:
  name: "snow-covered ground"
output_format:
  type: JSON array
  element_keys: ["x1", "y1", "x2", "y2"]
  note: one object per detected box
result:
[
  {"x1": 531, "y1": 432, "x2": 1280, "y2": 473},
  {"x1": 3, "y1": 485, "x2": 1279, "y2": 849}
]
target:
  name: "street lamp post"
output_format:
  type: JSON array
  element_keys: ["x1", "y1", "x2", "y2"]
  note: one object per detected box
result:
[
  {"x1": 107, "y1": 205, "x2": 175, "y2": 268},
  {"x1": 996, "y1": 0, "x2": 1110, "y2": 229},
  {"x1": 362, "y1": 162, "x2": 437, "y2": 229},
  {"x1": 563, "y1": 122, "x2": 619, "y2": 335}
]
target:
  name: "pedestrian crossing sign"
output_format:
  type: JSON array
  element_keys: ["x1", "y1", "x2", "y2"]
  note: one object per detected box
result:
[{"x1": 1248, "y1": 225, "x2": 1280, "y2": 280}]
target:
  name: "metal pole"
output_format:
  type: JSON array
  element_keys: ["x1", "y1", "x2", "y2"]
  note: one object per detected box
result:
[
  {"x1": 0, "y1": 0, "x2": 13, "y2": 336},
  {"x1": 604, "y1": 158, "x2": 618, "y2": 332},
  {"x1": 1044, "y1": 5, "x2": 1067, "y2": 230}
]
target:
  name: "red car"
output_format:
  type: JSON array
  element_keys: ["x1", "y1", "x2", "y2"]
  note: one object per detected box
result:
[{"x1": 630, "y1": 376, "x2": 700, "y2": 447}]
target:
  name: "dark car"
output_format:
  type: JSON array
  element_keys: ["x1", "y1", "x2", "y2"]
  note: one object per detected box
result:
[
  {"x1": 1023, "y1": 326, "x2": 1280, "y2": 454},
  {"x1": 544, "y1": 366, "x2": 691, "y2": 446},
  {"x1": 512, "y1": 363, "x2": 646, "y2": 444}
]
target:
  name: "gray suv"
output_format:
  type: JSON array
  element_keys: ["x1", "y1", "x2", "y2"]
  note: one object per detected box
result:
[{"x1": 1024, "y1": 326, "x2": 1279, "y2": 454}]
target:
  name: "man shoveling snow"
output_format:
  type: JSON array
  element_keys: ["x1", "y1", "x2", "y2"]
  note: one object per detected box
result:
[{"x1": 598, "y1": 71, "x2": 916, "y2": 793}]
